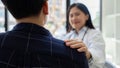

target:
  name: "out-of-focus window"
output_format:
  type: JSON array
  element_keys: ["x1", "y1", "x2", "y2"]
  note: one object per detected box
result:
[
  {"x1": 0, "y1": 1, "x2": 5, "y2": 32},
  {"x1": 45, "y1": 0, "x2": 66, "y2": 38},
  {"x1": 8, "y1": 11, "x2": 16, "y2": 31}
]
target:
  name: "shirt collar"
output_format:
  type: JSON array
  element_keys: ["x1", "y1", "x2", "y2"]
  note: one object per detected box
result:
[
  {"x1": 12, "y1": 23, "x2": 52, "y2": 37},
  {"x1": 72, "y1": 26, "x2": 88, "y2": 35},
  {"x1": 80, "y1": 26, "x2": 88, "y2": 32}
]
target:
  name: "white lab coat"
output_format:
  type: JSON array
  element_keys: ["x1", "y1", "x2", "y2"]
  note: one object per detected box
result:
[{"x1": 64, "y1": 26, "x2": 105, "y2": 68}]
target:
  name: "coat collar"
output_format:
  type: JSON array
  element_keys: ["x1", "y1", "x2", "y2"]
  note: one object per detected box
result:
[
  {"x1": 12, "y1": 23, "x2": 52, "y2": 37},
  {"x1": 71, "y1": 26, "x2": 88, "y2": 35}
]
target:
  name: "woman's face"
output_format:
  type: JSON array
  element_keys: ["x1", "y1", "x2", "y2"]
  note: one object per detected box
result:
[{"x1": 69, "y1": 6, "x2": 89, "y2": 30}]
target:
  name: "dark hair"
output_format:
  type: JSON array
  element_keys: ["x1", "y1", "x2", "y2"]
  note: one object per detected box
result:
[
  {"x1": 1, "y1": 0, "x2": 47, "y2": 19},
  {"x1": 67, "y1": 3, "x2": 95, "y2": 32}
]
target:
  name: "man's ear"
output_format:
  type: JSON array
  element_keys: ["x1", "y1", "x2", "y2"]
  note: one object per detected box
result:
[{"x1": 43, "y1": 2, "x2": 48, "y2": 15}]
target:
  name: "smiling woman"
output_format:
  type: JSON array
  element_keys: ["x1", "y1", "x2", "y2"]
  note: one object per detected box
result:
[
  {"x1": 70, "y1": 0, "x2": 100, "y2": 30},
  {"x1": 68, "y1": 6, "x2": 90, "y2": 33}
]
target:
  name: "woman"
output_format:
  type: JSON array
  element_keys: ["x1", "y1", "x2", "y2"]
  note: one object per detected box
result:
[{"x1": 64, "y1": 3, "x2": 105, "y2": 68}]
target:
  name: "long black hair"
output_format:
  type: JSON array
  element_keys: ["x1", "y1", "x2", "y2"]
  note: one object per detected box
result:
[{"x1": 66, "y1": 3, "x2": 95, "y2": 33}]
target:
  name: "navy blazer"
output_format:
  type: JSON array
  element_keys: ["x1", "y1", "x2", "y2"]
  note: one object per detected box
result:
[{"x1": 0, "y1": 23, "x2": 89, "y2": 68}]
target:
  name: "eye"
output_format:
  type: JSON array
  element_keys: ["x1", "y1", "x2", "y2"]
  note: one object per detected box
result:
[
  {"x1": 75, "y1": 13, "x2": 80, "y2": 16},
  {"x1": 69, "y1": 14, "x2": 73, "y2": 18}
]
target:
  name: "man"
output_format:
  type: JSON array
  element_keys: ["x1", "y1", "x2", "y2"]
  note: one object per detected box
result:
[{"x1": 0, "y1": 0, "x2": 89, "y2": 68}]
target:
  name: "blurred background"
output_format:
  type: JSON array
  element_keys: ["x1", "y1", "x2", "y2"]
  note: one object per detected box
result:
[{"x1": 0, "y1": 0, "x2": 120, "y2": 67}]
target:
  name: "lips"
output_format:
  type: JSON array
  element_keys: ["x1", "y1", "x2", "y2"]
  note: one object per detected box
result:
[{"x1": 72, "y1": 22, "x2": 80, "y2": 24}]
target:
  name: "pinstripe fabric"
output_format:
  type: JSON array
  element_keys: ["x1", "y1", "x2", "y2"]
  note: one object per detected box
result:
[{"x1": 0, "y1": 23, "x2": 89, "y2": 68}]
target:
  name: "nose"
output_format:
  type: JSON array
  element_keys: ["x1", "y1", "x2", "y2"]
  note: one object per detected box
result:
[{"x1": 71, "y1": 15, "x2": 77, "y2": 21}]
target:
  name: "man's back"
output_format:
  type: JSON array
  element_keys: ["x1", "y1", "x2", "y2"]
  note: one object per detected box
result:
[{"x1": 0, "y1": 23, "x2": 88, "y2": 68}]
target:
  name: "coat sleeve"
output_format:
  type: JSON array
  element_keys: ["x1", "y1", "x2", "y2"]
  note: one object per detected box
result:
[{"x1": 88, "y1": 30, "x2": 105, "y2": 68}]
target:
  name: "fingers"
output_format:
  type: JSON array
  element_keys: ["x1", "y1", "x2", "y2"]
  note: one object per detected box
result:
[
  {"x1": 64, "y1": 39, "x2": 87, "y2": 53},
  {"x1": 70, "y1": 43, "x2": 83, "y2": 48},
  {"x1": 64, "y1": 39, "x2": 77, "y2": 42},
  {"x1": 64, "y1": 39, "x2": 82, "y2": 47},
  {"x1": 64, "y1": 39, "x2": 82, "y2": 42},
  {"x1": 64, "y1": 39, "x2": 91, "y2": 59},
  {"x1": 77, "y1": 46, "x2": 87, "y2": 52},
  {"x1": 66, "y1": 41, "x2": 79, "y2": 46}
]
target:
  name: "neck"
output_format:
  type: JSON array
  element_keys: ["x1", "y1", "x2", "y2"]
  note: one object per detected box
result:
[
  {"x1": 16, "y1": 16, "x2": 45, "y2": 27},
  {"x1": 75, "y1": 26, "x2": 84, "y2": 34},
  {"x1": 75, "y1": 29, "x2": 79, "y2": 34},
  {"x1": 75, "y1": 27, "x2": 82, "y2": 34}
]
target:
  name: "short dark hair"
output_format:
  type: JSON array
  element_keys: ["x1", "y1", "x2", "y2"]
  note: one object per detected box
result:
[
  {"x1": 67, "y1": 3, "x2": 95, "y2": 32},
  {"x1": 1, "y1": 0, "x2": 47, "y2": 19}
]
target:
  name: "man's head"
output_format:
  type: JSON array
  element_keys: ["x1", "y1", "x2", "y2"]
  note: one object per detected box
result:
[{"x1": 1, "y1": 0, "x2": 48, "y2": 19}]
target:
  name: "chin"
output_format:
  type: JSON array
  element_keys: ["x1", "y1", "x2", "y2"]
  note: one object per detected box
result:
[{"x1": 73, "y1": 25, "x2": 79, "y2": 28}]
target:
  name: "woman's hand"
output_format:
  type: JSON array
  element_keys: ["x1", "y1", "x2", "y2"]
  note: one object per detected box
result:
[{"x1": 64, "y1": 39, "x2": 91, "y2": 60}]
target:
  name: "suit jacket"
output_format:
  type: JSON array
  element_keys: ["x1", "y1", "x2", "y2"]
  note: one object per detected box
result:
[{"x1": 0, "y1": 23, "x2": 89, "y2": 68}]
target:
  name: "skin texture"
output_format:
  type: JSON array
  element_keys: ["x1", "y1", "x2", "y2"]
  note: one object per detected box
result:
[{"x1": 69, "y1": 7, "x2": 88, "y2": 33}]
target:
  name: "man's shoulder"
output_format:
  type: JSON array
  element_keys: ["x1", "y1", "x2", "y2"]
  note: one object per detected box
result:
[
  {"x1": 51, "y1": 37, "x2": 65, "y2": 49},
  {"x1": 0, "y1": 32, "x2": 6, "y2": 44},
  {"x1": 0, "y1": 32, "x2": 6, "y2": 38},
  {"x1": 49, "y1": 37, "x2": 89, "y2": 68},
  {"x1": 52, "y1": 37, "x2": 64, "y2": 45},
  {"x1": 50, "y1": 37, "x2": 85, "y2": 56}
]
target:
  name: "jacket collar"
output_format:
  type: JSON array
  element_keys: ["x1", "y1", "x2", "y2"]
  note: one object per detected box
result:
[
  {"x1": 71, "y1": 26, "x2": 88, "y2": 35},
  {"x1": 12, "y1": 23, "x2": 52, "y2": 37}
]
